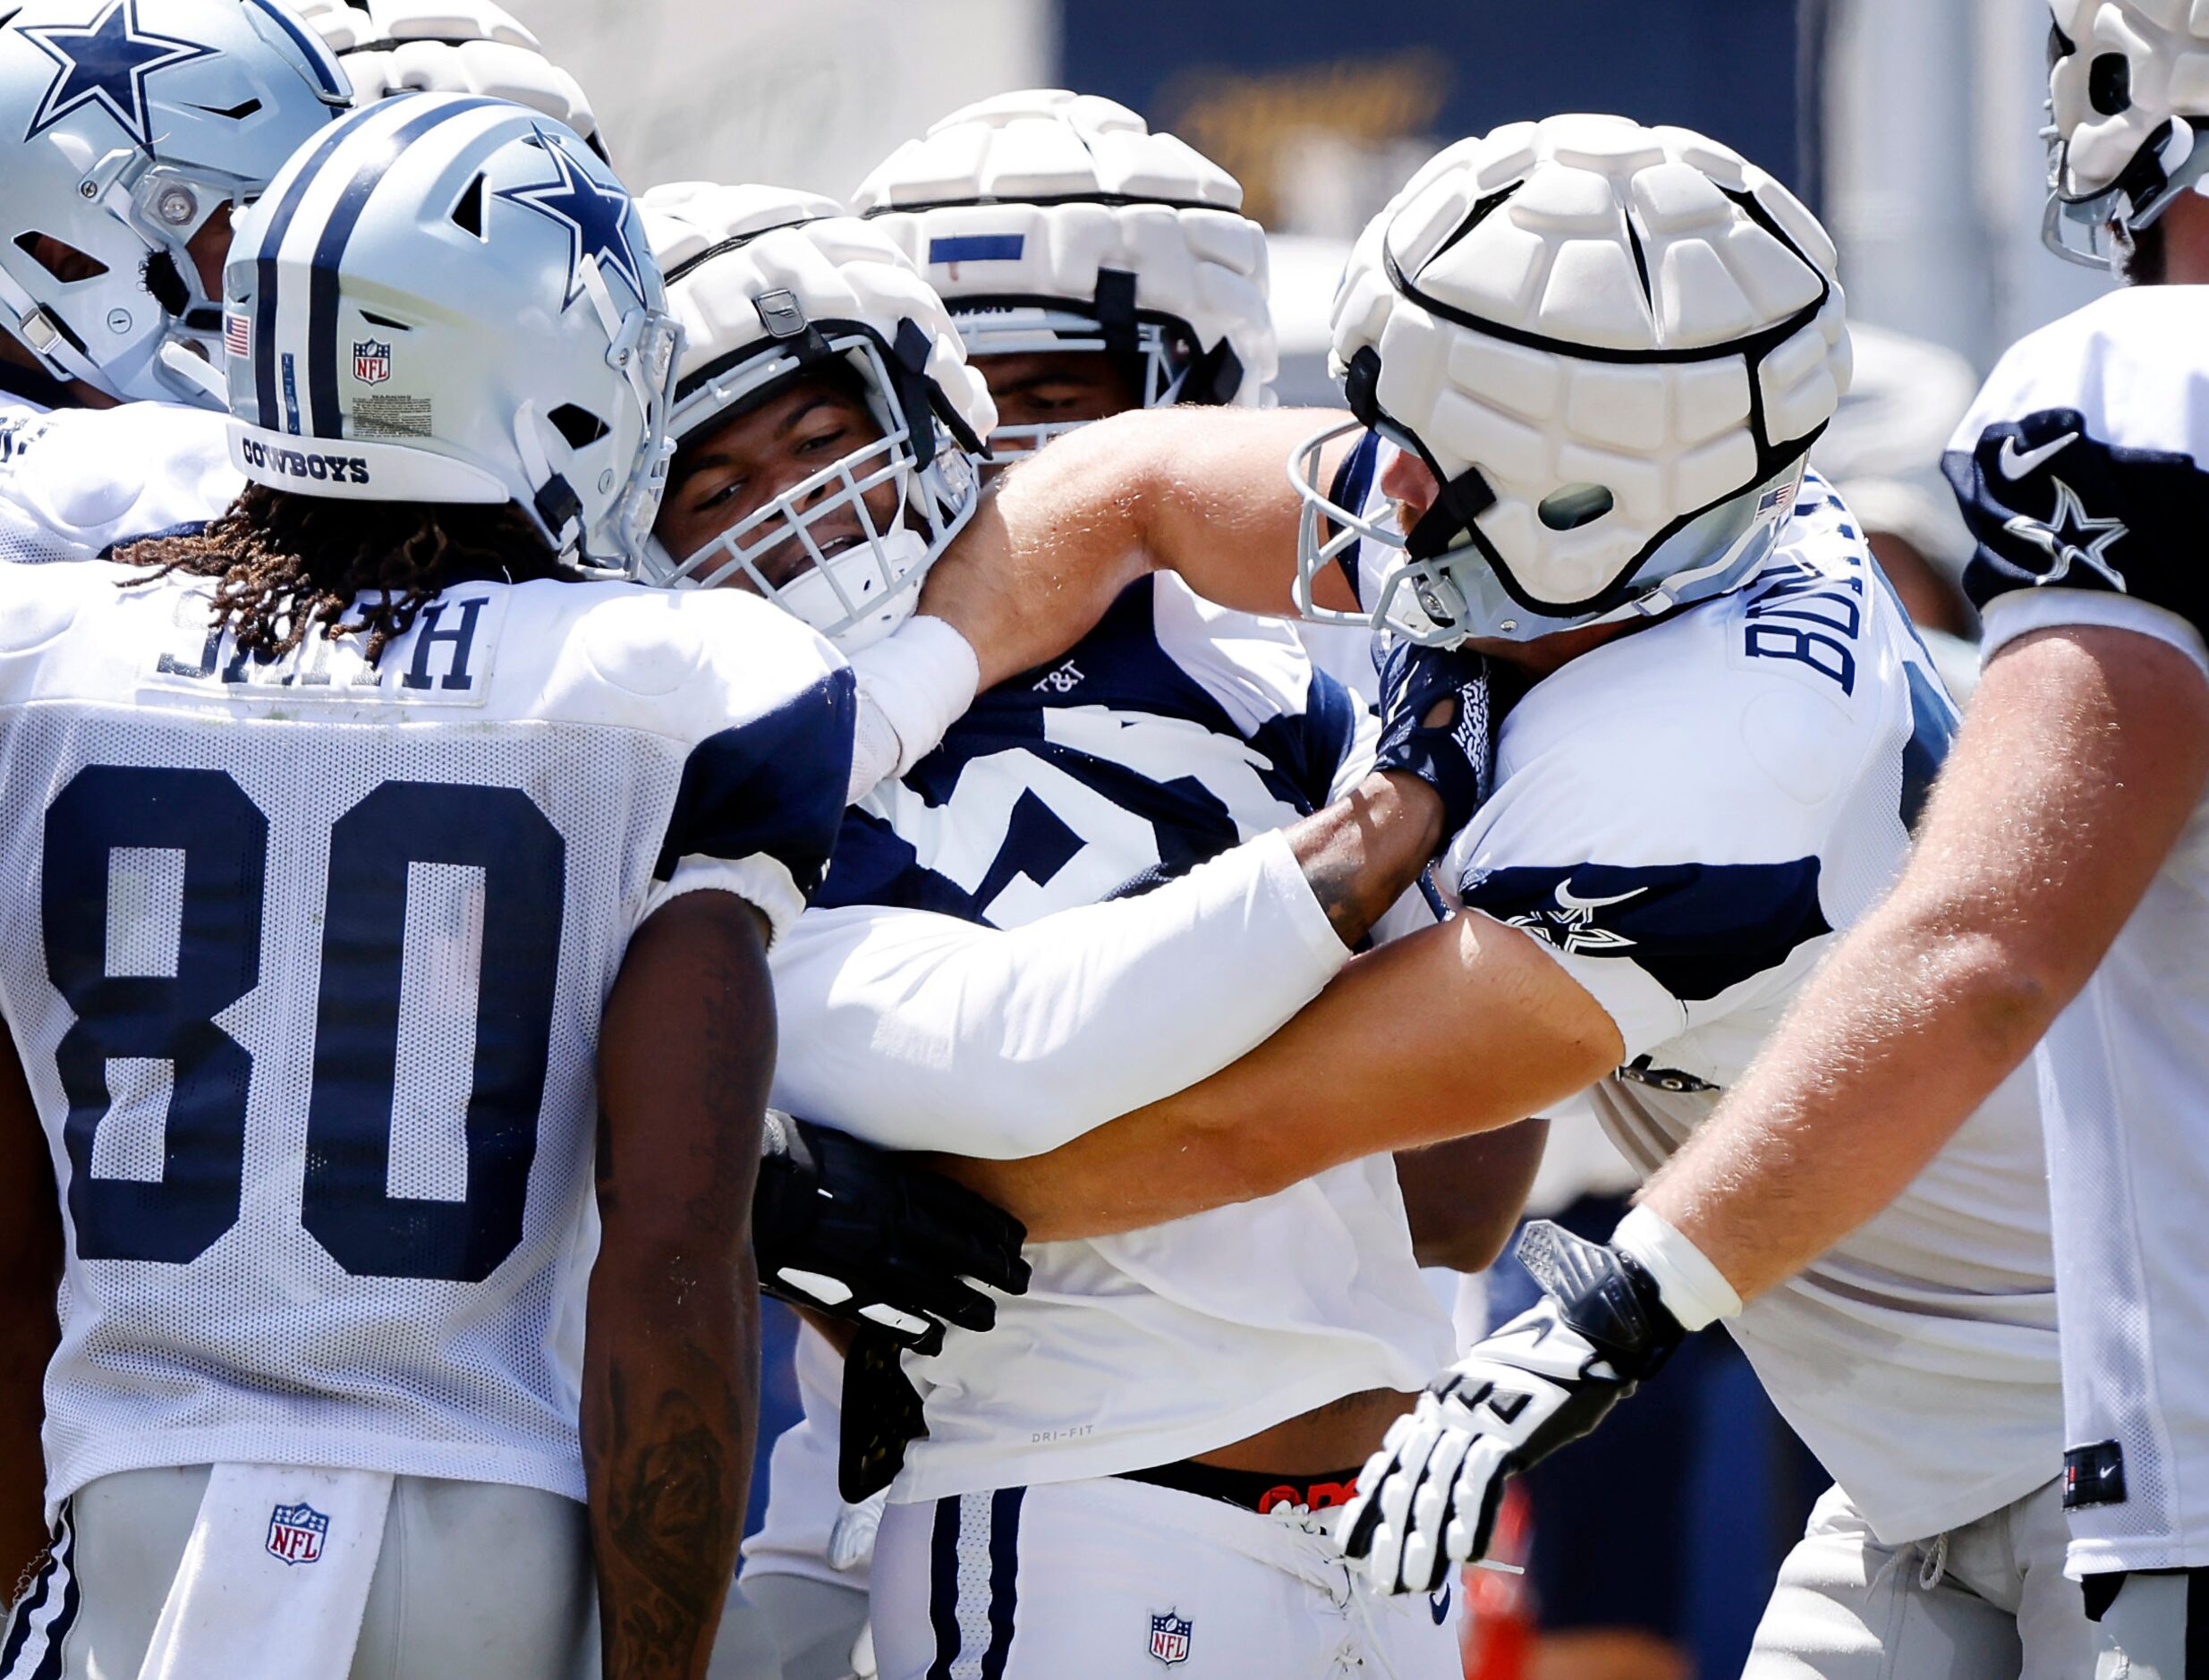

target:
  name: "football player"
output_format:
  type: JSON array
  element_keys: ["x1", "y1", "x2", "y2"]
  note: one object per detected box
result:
[
  {"x1": 736, "y1": 92, "x2": 1270, "y2": 1678},
  {"x1": 0, "y1": 96, "x2": 853, "y2": 1678},
  {"x1": 904, "y1": 115, "x2": 2085, "y2": 1676},
  {"x1": 0, "y1": 0, "x2": 599, "y2": 564},
  {"x1": 1430, "y1": 9, "x2": 2209, "y2": 1676},
  {"x1": 641, "y1": 161, "x2": 1538, "y2": 1678}
]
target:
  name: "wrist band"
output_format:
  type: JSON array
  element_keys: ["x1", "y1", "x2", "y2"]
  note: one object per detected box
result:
[
  {"x1": 1612, "y1": 1204, "x2": 1743, "y2": 1332},
  {"x1": 845, "y1": 615, "x2": 981, "y2": 800}
]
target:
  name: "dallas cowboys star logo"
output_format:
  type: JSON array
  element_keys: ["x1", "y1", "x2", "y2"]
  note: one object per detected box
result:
[
  {"x1": 1505, "y1": 879, "x2": 1644, "y2": 956},
  {"x1": 2001, "y1": 477, "x2": 2129, "y2": 591},
  {"x1": 20, "y1": 0, "x2": 214, "y2": 147},
  {"x1": 496, "y1": 124, "x2": 647, "y2": 309}
]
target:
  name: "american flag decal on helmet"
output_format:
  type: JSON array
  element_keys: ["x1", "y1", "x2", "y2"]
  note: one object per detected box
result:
[{"x1": 225, "y1": 313, "x2": 251, "y2": 359}]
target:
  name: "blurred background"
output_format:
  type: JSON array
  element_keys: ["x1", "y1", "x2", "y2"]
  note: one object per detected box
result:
[
  {"x1": 517, "y1": 0, "x2": 2108, "y2": 389},
  {"x1": 508, "y1": 4, "x2": 2095, "y2": 1675}
]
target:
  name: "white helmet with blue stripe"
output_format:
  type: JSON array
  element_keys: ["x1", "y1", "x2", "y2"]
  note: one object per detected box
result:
[
  {"x1": 223, "y1": 92, "x2": 681, "y2": 573},
  {"x1": 636, "y1": 181, "x2": 992, "y2": 648},
  {"x1": 0, "y1": 0, "x2": 353, "y2": 405},
  {"x1": 851, "y1": 89, "x2": 1275, "y2": 461},
  {"x1": 1293, "y1": 115, "x2": 1849, "y2": 648}
]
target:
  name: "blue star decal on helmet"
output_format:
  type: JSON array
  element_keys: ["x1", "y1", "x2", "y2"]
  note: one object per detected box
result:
[
  {"x1": 19, "y1": 0, "x2": 216, "y2": 147},
  {"x1": 495, "y1": 125, "x2": 648, "y2": 310}
]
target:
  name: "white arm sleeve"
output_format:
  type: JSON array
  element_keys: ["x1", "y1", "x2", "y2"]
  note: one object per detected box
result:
[{"x1": 766, "y1": 827, "x2": 1347, "y2": 1158}]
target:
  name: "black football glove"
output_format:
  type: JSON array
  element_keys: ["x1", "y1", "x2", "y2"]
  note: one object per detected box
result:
[
  {"x1": 1339, "y1": 1219, "x2": 1684, "y2": 1593},
  {"x1": 753, "y1": 1112, "x2": 1031, "y2": 1358},
  {"x1": 838, "y1": 1324, "x2": 931, "y2": 1502},
  {"x1": 1371, "y1": 633, "x2": 1496, "y2": 840}
]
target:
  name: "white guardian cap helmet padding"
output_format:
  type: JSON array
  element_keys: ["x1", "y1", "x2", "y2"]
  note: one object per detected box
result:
[
  {"x1": 223, "y1": 94, "x2": 680, "y2": 573},
  {"x1": 1295, "y1": 114, "x2": 1849, "y2": 647},
  {"x1": 851, "y1": 89, "x2": 1274, "y2": 459},
  {"x1": 0, "y1": 0, "x2": 351, "y2": 406},
  {"x1": 294, "y1": 0, "x2": 603, "y2": 159},
  {"x1": 2043, "y1": 0, "x2": 2209, "y2": 267},
  {"x1": 639, "y1": 181, "x2": 994, "y2": 650}
]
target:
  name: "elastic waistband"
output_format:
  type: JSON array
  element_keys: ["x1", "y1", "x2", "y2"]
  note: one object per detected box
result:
[{"x1": 1115, "y1": 1457, "x2": 1364, "y2": 1515}]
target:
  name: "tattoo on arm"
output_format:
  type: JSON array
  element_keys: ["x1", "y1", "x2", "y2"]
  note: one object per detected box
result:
[{"x1": 586, "y1": 1370, "x2": 744, "y2": 1674}]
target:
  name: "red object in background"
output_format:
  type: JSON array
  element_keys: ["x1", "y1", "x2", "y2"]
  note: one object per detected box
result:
[{"x1": 1458, "y1": 1481, "x2": 1536, "y2": 1680}]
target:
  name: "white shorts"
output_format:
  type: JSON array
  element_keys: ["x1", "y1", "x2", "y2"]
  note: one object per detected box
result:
[
  {"x1": 871, "y1": 1475, "x2": 1459, "y2": 1680},
  {"x1": 714, "y1": 1574, "x2": 873, "y2": 1680},
  {"x1": 0, "y1": 1466, "x2": 595, "y2": 1680},
  {"x1": 1745, "y1": 1477, "x2": 2091, "y2": 1679}
]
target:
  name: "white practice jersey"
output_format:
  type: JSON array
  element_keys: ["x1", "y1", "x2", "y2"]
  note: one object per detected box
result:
[
  {"x1": 0, "y1": 396, "x2": 240, "y2": 566},
  {"x1": 775, "y1": 574, "x2": 1455, "y2": 1503},
  {"x1": 1946, "y1": 284, "x2": 2209, "y2": 1574},
  {"x1": 1333, "y1": 437, "x2": 2062, "y2": 1544},
  {"x1": 0, "y1": 562, "x2": 852, "y2": 1517}
]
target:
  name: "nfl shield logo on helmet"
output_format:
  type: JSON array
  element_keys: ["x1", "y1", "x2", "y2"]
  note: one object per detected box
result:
[
  {"x1": 1147, "y1": 1611, "x2": 1193, "y2": 1666},
  {"x1": 266, "y1": 1501, "x2": 328, "y2": 1565},
  {"x1": 352, "y1": 339, "x2": 391, "y2": 386}
]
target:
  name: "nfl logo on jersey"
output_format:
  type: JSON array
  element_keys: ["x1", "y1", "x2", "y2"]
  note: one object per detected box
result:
[
  {"x1": 1148, "y1": 1611, "x2": 1193, "y2": 1666},
  {"x1": 353, "y1": 339, "x2": 392, "y2": 386},
  {"x1": 266, "y1": 1502, "x2": 329, "y2": 1565}
]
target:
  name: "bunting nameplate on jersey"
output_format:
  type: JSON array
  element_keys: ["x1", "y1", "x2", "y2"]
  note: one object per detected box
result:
[
  {"x1": 1944, "y1": 408, "x2": 2209, "y2": 635},
  {"x1": 144, "y1": 588, "x2": 507, "y2": 707}
]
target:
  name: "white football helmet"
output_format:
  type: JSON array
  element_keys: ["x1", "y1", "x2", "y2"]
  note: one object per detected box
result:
[
  {"x1": 2044, "y1": 0, "x2": 2209, "y2": 267},
  {"x1": 295, "y1": 0, "x2": 601, "y2": 157},
  {"x1": 851, "y1": 89, "x2": 1274, "y2": 459},
  {"x1": 638, "y1": 182, "x2": 994, "y2": 649},
  {"x1": 1295, "y1": 114, "x2": 1849, "y2": 648},
  {"x1": 224, "y1": 93, "x2": 680, "y2": 573},
  {"x1": 0, "y1": 0, "x2": 352, "y2": 406}
]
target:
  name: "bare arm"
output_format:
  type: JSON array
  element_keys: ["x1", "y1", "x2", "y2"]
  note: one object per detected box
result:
[
  {"x1": 1398, "y1": 1119, "x2": 1551, "y2": 1273},
  {"x1": 918, "y1": 407, "x2": 1364, "y2": 692},
  {"x1": 1639, "y1": 624, "x2": 2209, "y2": 1301},
  {"x1": 588, "y1": 891, "x2": 773, "y2": 1680},
  {"x1": 0, "y1": 1029, "x2": 59, "y2": 1604},
  {"x1": 942, "y1": 911, "x2": 1621, "y2": 1241}
]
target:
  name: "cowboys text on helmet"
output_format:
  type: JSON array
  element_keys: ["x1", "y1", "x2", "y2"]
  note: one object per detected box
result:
[{"x1": 224, "y1": 94, "x2": 679, "y2": 573}]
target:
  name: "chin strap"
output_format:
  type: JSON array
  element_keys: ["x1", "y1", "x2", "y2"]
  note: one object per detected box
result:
[
  {"x1": 511, "y1": 398, "x2": 583, "y2": 556},
  {"x1": 157, "y1": 341, "x2": 229, "y2": 408},
  {"x1": 1339, "y1": 345, "x2": 1497, "y2": 562}
]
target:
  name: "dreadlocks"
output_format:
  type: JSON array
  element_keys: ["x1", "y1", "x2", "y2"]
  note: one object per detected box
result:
[{"x1": 116, "y1": 485, "x2": 576, "y2": 665}]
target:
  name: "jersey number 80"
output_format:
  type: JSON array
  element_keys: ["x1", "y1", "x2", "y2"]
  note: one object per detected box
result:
[{"x1": 44, "y1": 765, "x2": 564, "y2": 1284}]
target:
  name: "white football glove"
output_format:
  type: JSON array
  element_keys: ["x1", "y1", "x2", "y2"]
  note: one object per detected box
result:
[
  {"x1": 1339, "y1": 1220, "x2": 1686, "y2": 1594},
  {"x1": 297, "y1": 0, "x2": 602, "y2": 157}
]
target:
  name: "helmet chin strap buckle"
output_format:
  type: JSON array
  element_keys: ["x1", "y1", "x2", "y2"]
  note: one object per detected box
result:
[{"x1": 17, "y1": 307, "x2": 64, "y2": 357}]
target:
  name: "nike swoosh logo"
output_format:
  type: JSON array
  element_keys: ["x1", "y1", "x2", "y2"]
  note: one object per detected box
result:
[
  {"x1": 1431, "y1": 1582, "x2": 1453, "y2": 1625},
  {"x1": 2000, "y1": 431, "x2": 2078, "y2": 480}
]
